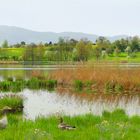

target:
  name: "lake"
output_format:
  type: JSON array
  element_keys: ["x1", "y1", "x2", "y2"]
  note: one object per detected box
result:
[
  {"x1": 22, "y1": 89, "x2": 140, "y2": 120},
  {"x1": 0, "y1": 63, "x2": 140, "y2": 120}
]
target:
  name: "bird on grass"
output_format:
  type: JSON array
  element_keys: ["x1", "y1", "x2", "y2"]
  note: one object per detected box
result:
[
  {"x1": 0, "y1": 106, "x2": 12, "y2": 129},
  {"x1": 58, "y1": 117, "x2": 76, "y2": 130}
]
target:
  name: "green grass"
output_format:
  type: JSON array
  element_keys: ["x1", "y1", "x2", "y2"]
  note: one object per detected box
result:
[
  {"x1": 0, "y1": 97, "x2": 23, "y2": 112},
  {"x1": 1, "y1": 47, "x2": 140, "y2": 63},
  {"x1": 0, "y1": 78, "x2": 57, "y2": 92},
  {"x1": 90, "y1": 52, "x2": 140, "y2": 63},
  {"x1": 0, "y1": 48, "x2": 25, "y2": 60},
  {"x1": 0, "y1": 110, "x2": 139, "y2": 140}
]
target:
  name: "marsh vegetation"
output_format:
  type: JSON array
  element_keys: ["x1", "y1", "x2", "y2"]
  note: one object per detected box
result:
[{"x1": 0, "y1": 64, "x2": 140, "y2": 139}]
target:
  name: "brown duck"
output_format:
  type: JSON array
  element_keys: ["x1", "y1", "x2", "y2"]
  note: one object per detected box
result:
[{"x1": 58, "y1": 117, "x2": 76, "y2": 130}]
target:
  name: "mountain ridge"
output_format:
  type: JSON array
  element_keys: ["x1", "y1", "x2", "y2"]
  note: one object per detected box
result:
[{"x1": 0, "y1": 25, "x2": 129, "y2": 44}]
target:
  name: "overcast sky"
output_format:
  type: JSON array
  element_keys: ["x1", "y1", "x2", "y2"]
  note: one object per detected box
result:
[{"x1": 0, "y1": 0, "x2": 140, "y2": 36}]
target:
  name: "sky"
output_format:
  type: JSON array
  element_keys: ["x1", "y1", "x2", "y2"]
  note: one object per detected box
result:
[{"x1": 0, "y1": 0, "x2": 140, "y2": 36}]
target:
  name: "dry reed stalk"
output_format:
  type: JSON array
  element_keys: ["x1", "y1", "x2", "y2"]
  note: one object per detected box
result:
[{"x1": 50, "y1": 64, "x2": 140, "y2": 94}]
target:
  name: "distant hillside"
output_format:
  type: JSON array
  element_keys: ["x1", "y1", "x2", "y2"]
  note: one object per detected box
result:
[{"x1": 0, "y1": 25, "x2": 129, "y2": 44}]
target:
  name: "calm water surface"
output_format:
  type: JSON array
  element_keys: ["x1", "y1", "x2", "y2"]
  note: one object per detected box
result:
[
  {"x1": 23, "y1": 90, "x2": 140, "y2": 120},
  {"x1": 0, "y1": 64, "x2": 140, "y2": 120}
]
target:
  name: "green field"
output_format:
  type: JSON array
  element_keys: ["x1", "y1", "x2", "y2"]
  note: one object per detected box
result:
[
  {"x1": 0, "y1": 110, "x2": 139, "y2": 140},
  {"x1": 1, "y1": 47, "x2": 140, "y2": 63},
  {"x1": 0, "y1": 48, "x2": 25, "y2": 60},
  {"x1": 100, "y1": 52, "x2": 140, "y2": 62}
]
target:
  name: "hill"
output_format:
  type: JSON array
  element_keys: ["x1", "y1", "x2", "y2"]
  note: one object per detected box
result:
[{"x1": 0, "y1": 25, "x2": 128, "y2": 44}]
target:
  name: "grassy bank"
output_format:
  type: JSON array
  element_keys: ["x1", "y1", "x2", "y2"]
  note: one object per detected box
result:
[
  {"x1": 0, "y1": 96, "x2": 23, "y2": 115},
  {"x1": 0, "y1": 110, "x2": 139, "y2": 140}
]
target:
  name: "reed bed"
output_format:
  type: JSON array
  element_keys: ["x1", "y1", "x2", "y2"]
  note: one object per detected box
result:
[{"x1": 50, "y1": 65, "x2": 140, "y2": 94}]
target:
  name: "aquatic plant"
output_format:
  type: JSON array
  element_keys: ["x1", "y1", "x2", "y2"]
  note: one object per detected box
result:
[
  {"x1": 51, "y1": 65, "x2": 140, "y2": 94},
  {"x1": 46, "y1": 79, "x2": 57, "y2": 90},
  {"x1": 84, "y1": 81, "x2": 92, "y2": 91},
  {"x1": 0, "y1": 81, "x2": 11, "y2": 92},
  {"x1": 115, "y1": 83, "x2": 124, "y2": 93},
  {"x1": 74, "y1": 80, "x2": 83, "y2": 91},
  {"x1": 27, "y1": 78, "x2": 40, "y2": 89},
  {"x1": 6, "y1": 77, "x2": 14, "y2": 82},
  {"x1": 105, "y1": 81, "x2": 116, "y2": 93}
]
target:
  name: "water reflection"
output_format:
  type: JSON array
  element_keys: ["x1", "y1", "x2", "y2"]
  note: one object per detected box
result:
[
  {"x1": 23, "y1": 90, "x2": 140, "y2": 120},
  {"x1": 0, "y1": 63, "x2": 140, "y2": 80}
]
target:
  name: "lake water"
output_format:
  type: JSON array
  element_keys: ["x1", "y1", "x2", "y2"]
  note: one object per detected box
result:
[
  {"x1": 0, "y1": 63, "x2": 140, "y2": 80},
  {"x1": 22, "y1": 89, "x2": 140, "y2": 120},
  {"x1": 0, "y1": 64, "x2": 77, "y2": 80},
  {"x1": 0, "y1": 64, "x2": 140, "y2": 120}
]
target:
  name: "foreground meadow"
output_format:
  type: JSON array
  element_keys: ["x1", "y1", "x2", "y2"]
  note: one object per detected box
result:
[{"x1": 0, "y1": 110, "x2": 140, "y2": 140}]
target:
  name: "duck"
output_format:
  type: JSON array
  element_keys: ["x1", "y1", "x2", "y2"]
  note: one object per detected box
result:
[
  {"x1": 58, "y1": 117, "x2": 76, "y2": 130},
  {"x1": 0, "y1": 106, "x2": 12, "y2": 129}
]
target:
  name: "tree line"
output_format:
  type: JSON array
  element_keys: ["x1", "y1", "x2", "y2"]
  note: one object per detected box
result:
[{"x1": 0, "y1": 36, "x2": 140, "y2": 63}]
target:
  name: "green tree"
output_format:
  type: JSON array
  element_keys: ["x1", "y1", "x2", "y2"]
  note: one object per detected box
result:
[
  {"x1": 114, "y1": 47, "x2": 120, "y2": 57},
  {"x1": 130, "y1": 36, "x2": 140, "y2": 51},
  {"x1": 74, "y1": 40, "x2": 93, "y2": 61},
  {"x1": 125, "y1": 46, "x2": 132, "y2": 56},
  {"x1": 23, "y1": 43, "x2": 37, "y2": 65},
  {"x1": 2, "y1": 40, "x2": 8, "y2": 48},
  {"x1": 93, "y1": 45, "x2": 102, "y2": 60},
  {"x1": 96, "y1": 37, "x2": 112, "y2": 55},
  {"x1": 113, "y1": 39, "x2": 129, "y2": 52},
  {"x1": 35, "y1": 43, "x2": 45, "y2": 62}
]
